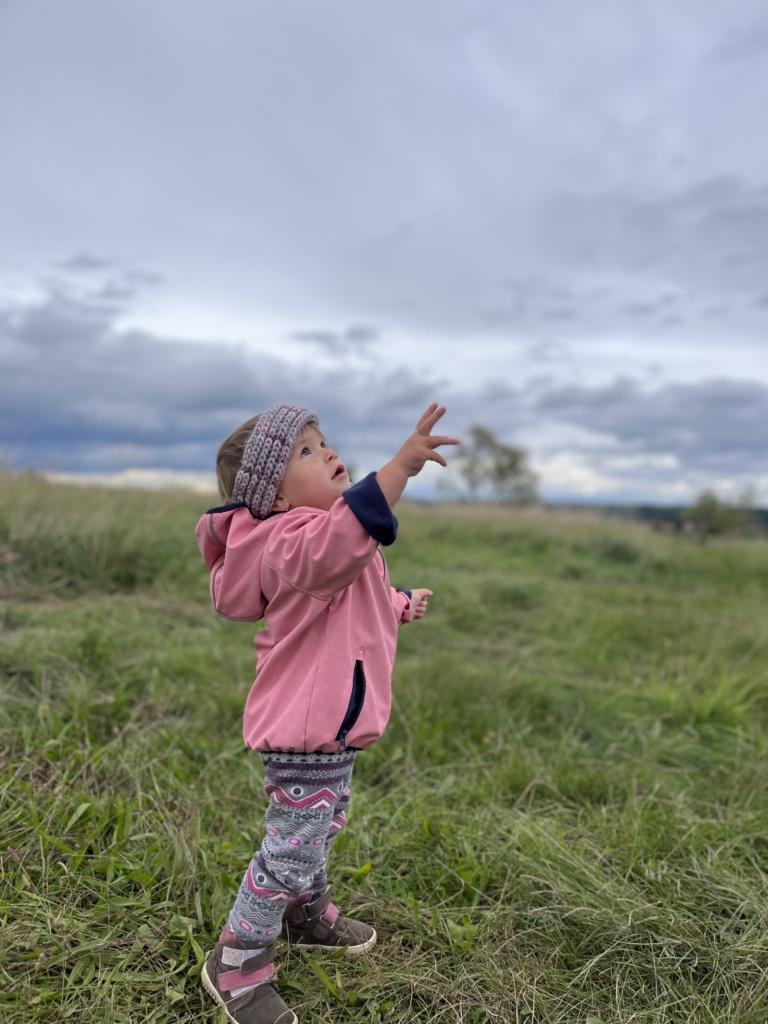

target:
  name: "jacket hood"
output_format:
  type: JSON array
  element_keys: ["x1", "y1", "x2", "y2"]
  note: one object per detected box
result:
[{"x1": 196, "y1": 503, "x2": 274, "y2": 622}]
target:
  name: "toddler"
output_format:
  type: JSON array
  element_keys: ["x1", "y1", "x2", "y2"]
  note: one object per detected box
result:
[{"x1": 196, "y1": 401, "x2": 458, "y2": 1024}]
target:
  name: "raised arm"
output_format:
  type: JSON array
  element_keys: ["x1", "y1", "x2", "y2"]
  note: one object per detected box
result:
[{"x1": 375, "y1": 404, "x2": 460, "y2": 510}]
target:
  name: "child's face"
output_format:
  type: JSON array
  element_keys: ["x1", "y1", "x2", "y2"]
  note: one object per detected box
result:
[{"x1": 273, "y1": 426, "x2": 350, "y2": 512}]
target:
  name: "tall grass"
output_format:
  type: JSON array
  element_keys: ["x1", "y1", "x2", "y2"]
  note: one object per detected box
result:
[{"x1": 2, "y1": 475, "x2": 767, "y2": 1022}]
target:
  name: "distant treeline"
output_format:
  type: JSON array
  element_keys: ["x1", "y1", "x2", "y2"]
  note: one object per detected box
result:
[{"x1": 552, "y1": 503, "x2": 768, "y2": 530}]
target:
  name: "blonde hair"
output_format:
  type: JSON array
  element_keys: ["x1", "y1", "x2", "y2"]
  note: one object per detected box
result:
[{"x1": 216, "y1": 415, "x2": 261, "y2": 502}]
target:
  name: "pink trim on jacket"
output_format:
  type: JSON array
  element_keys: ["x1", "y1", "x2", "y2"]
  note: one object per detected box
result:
[{"x1": 196, "y1": 494, "x2": 414, "y2": 753}]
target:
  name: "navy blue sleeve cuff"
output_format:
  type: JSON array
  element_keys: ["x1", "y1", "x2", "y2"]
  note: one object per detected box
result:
[
  {"x1": 397, "y1": 588, "x2": 412, "y2": 599},
  {"x1": 342, "y1": 472, "x2": 399, "y2": 546}
]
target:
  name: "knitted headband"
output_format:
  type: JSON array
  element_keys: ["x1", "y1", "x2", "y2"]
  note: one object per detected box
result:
[{"x1": 231, "y1": 403, "x2": 319, "y2": 519}]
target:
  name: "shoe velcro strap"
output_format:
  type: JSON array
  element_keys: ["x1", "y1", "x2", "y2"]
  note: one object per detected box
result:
[
  {"x1": 290, "y1": 886, "x2": 333, "y2": 924},
  {"x1": 239, "y1": 944, "x2": 277, "y2": 975},
  {"x1": 219, "y1": 962, "x2": 276, "y2": 993},
  {"x1": 309, "y1": 915, "x2": 335, "y2": 941}
]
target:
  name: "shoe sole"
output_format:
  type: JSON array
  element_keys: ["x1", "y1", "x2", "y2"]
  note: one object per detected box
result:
[
  {"x1": 201, "y1": 963, "x2": 298, "y2": 1024},
  {"x1": 282, "y1": 928, "x2": 377, "y2": 955}
]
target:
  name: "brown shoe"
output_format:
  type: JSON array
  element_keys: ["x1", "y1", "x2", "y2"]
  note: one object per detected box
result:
[
  {"x1": 201, "y1": 936, "x2": 297, "y2": 1024},
  {"x1": 281, "y1": 885, "x2": 377, "y2": 954}
]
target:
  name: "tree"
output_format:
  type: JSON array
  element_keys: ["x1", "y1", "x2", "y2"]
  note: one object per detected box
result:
[
  {"x1": 682, "y1": 487, "x2": 755, "y2": 537},
  {"x1": 452, "y1": 425, "x2": 538, "y2": 504}
]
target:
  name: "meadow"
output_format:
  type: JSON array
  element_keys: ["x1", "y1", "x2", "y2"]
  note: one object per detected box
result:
[{"x1": 1, "y1": 474, "x2": 767, "y2": 1024}]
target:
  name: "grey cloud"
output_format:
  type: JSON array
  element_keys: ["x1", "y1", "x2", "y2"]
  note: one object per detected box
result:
[
  {"x1": 54, "y1": 253, "x2": 117, "y2": 274},
  {"x1": 493, "y1": 178, "x2": 767, "y2": 343},
  {"x1": 526, "y1": 339, "x2": 570, "y2": 363},
  {"x1": 4, "y1": 264, "x2": 766, "y2": 501},
  {"x1": 541, "y1": 178, "x2": 768, "y2": 292},
  {"x1": 289, "y1": 324, "x2": 379, "y2": 355},
  {"x1": 2, "y1": 0, "x2": 768, "y2": 501},
  {"x1": 23, "y1": 260, "x2": 166, "y2": 336},
  {"x1": 0, "y1": 270, "x2": 440, "y2": 475},
  {"x1": 346, "y1": 325, "x2": 379, "y2": 345},
  {"x1": 537, "y1": 377, "x2": 768, "y2": 472},
  {"x1": 700, "y1": 303, "x2": 729, "y2": 320},
  {"x1": 619, "y1": 294, "x2": 688, "y2": 326},
  {"x1": 3, "y1": 293, "x2": 111, "y2": 349},
  {"x1": 542, "y1": 307, "x2": 578, "y2": 322},
  {"x1": 478, "y1": 279, "x2": 583, "y2": 332},
  {"x1": 49, "y1": 256, "x2": 164, "y2": 293},
  {"x1": 472, "y1": 174, "x2": 768, "y2": 338},
  {"x1": 2, "y1": 1, "x2": 768, "y2": 349},
  {"x1": 704, "y1": 21, "x2": 768, "y2": 63},
  {"x1": 622, "y1": 302, "x2": 660, "y2": 319}
]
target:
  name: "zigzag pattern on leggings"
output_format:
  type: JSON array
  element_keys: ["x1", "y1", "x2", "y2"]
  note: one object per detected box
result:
[{"x1": 228, "y1": 752, "x2": 358, "y2": 943}]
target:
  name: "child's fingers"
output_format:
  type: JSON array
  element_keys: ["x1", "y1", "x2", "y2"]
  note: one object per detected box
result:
[
  {"x1": 417, "y1": 404, "x2": 448, "y2": 434},
  {"x1": 424, "y1": 435, "x2": 460, "y2": 462},
  {"x1": 415, "y1": 403, "x2": 441, "y2": 430}
]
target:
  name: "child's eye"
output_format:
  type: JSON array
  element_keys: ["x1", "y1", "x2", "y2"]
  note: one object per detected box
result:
[{"x1": 301, "y1": 447, "x2": 311, "y2": 456}]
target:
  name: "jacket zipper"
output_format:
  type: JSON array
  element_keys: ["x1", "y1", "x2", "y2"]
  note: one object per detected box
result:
[{"x1": 336, "y1": 658, "x2": 366, "y2": 751}]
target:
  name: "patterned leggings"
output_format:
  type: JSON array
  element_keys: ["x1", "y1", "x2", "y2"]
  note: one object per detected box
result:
[{"x1": 228, "y1": 750, "x2": 358, "y2": 944}]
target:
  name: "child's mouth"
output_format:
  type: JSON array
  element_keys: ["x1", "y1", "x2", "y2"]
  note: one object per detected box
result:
[{"x1": 333, "y1": 464, "x2": 346, "y2": 479}]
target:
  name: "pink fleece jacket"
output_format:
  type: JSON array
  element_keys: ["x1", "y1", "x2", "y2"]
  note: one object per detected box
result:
[{"x1": 196, "y1": 473, "x2": 415, "y2": 753}]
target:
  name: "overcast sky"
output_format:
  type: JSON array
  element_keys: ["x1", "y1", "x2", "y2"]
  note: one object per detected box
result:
[{"x1": 2, "y1": 0, "x2": 767, "y2": 503}]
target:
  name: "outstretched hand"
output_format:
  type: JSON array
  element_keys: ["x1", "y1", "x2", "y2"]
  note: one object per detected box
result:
[
  {"x1": 394, "y1": 404, "x2": 461, "y2": 477},
  {"x1": 376, "y1": 404, "x2": 460, "y2": 510}
]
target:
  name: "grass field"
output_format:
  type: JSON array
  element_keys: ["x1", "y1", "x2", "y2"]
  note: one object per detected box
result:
[{"x1": 2, "y1": 474, "x2": 767, "y2": 1023}]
